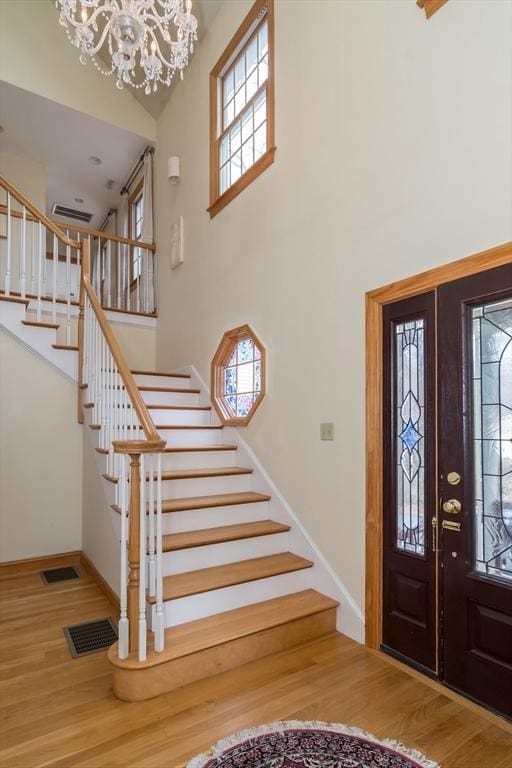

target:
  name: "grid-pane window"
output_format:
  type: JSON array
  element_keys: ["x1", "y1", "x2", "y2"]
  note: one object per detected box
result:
[
  {"x1": 219, "y1": 20, "x2": 269, "y2": 196},
  {"x1": 130, "y1": 186, "x2": 144, "y2": 281}
]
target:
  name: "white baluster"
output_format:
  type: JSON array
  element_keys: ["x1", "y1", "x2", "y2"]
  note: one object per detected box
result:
[
  {"x1": 52, "y1": 233, "x2": 57, "y2": 324},
  {"x1": 118, "y1": 453, "x2": 129, "y2": 659},
  {"x1": 138, "y1": 454, "x2": 147, "y2": 661},
  {"x1": 30, "y1": 220, "x2": 36, "y2": 296},
  {"x1": 136, "y1": 250, "x2": 140, "y2": 313},
  {"x1": 37, "y1": 222, "x2": 43, "y2": 322},
  {"x1": 20, "y1": 206, "x2": 27, "y2": 298},
  {"x1": 65, "y1": 234, "x2": 71, "y2": 345},
  {"x1": 148, "y1": 454, "x2": 156, "y2": 597},
  {"x1": 5, "y1": 192, "x2": 11, "y2": 295},
  {"x1": 107, "y1": 239, "x2": 112, "y2": 308},
  {"x1": 117, "y1": 241, "x2": 121, "y2": 309},
  {"x1": 154, "y1": 452, "x2": 164, "y2": 652}
]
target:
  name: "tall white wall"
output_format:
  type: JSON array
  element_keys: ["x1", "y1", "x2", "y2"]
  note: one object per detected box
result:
[
  {"x1": 0, "y1": 151, "x2": 46, "y2": 210},
  {"x1": 0, "y1": 332, "x2": 83, "y2": 561},
  {"x1": 0, "y1": 0, "x2": 155, "y2": 141},
  {"x1": 153, "y1": 0, "x2": 512, "y2": 614}
]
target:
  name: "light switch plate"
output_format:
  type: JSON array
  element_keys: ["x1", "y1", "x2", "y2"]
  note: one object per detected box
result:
[{"x1": 320, "y1": 422, "x2": 334, "y2": 441}]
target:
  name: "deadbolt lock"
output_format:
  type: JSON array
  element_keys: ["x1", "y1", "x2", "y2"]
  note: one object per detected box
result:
[
  {"x1": 447, "y1": 471, "x2": 461, "y2": 486},
  {"x1": 442, "y1": 498, "x2": 462, "y2": 515}
]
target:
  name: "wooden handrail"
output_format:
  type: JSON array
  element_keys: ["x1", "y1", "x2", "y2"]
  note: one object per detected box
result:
[
  {"x1": 82, "y1": 274, "x2": 163, "y2": 446},
  {"x1": 0, "y1": 203, "x2": 155, "y2": 251},
  {"x1": 0, "y1": 176, "x2": 79, "y2": 249},
  {"x1": 51, "y1": 218, "x2": 156, "y2": 252}
]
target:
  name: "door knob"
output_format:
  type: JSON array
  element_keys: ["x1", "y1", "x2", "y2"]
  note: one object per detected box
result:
[{"x1": 442, "y1": 498, "x2": 462, "y2": 514}]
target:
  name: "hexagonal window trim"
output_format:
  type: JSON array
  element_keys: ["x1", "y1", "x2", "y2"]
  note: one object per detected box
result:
[{"x1": 211, "y1": 324, "x2": 266, "y2": 426}]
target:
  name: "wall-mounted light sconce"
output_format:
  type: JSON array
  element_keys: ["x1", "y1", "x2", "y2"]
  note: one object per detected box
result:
[{"x1": 168, "y1": 156, "x2": 180, "y2": 184}]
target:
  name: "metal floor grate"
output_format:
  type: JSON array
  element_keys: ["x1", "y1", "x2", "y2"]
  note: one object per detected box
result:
[
  {"x1": 64, "y1": 618, "x2": 118, "y2": 658},
  {"x1": 40, "y1": 565, "x2": 80, "y2": 584}
]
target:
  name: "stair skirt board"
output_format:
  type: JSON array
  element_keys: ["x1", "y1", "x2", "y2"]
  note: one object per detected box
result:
[
  {"x1": 161, "y1": 532, "x2": 291, "y2": 575},
  {"x1": 109, "y1": 591, "x2": 338, "y2": 702},
  {"x1": 148, "y1": 568, "x2": 315, "y2": 628}
]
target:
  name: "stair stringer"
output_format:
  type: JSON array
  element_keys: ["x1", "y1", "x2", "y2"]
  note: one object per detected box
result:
[
  {"x1": 0, "y1": 299, "x2": 77, "y2": 381},
  {"x1": 176, "y1": 364, "x2": 365, "y2": 644},
  {"x1": 81, "y1": 406, "x2": 121, "y2": 599}
]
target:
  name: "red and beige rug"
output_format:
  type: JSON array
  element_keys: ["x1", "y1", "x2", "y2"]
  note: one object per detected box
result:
[{"x1": 186, "y1": 721, "x2": 440, "y2": 768}]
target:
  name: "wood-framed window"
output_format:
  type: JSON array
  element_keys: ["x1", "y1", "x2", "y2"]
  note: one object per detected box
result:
[
  {"x1": 128, "y1": 178, "x2": 144, "y2": 283},
  {"x1": 208, "y1": 0, "x2": 275, "y2": 218}
]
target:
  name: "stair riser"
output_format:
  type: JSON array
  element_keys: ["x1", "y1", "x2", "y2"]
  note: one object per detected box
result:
[
  {"x1": 152, "y1": 568, "x2": 313, "y2": 627},
  {"x1": 134, "y1": 374, "x2": 191, "y2": 388},
  {"x1": 161, "y1": 501, "x2": 269, "y2": 534},
  {"x1": 161, "y1": 532, "x2": 290, "y2": 575},
  {"x1": 149, "y1": 409, "x2": 213, "y2": 427},
  {"x1": 160, "y1": 450, "x2": 238, "y2": 471},
  {"x1": 111, "y1": 607, "x2": 336, "y2": 702},
  {"x1": 157, "y1": 428, "x2": 223, "y2": 447},
  {"x1": 141, "y1": 390, "x2": 200, "y2": 407},
  {"x1": 159, "y1": 473, "x2": 251, "y2": 499}
]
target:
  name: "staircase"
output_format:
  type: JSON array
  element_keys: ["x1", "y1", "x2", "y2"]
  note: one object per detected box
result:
[{"x1": 0, "y1": 176, "x2": 342, "y2": 702}]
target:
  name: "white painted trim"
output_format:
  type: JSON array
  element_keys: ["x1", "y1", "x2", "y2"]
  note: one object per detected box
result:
[{"x1": 175, "y1": 364, "x2": 365, "y2": 643}]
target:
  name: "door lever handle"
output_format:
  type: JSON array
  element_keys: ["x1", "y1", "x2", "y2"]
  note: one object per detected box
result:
[{"x1": 442, "y1": 520, "x2": 461, "y2": 532}]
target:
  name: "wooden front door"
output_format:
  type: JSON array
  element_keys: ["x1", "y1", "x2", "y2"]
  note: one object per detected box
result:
[{"x1": 382, "y1": 264, "x2": 512, "y2": 719}]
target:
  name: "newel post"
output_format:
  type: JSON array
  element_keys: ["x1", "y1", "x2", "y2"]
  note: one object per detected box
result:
[
  {"x1": 127, "y1": 451, "x2": 142, "y2": 654},
  {"x1": 77, "y1": 238, "x2": 90, "y2": 424}
]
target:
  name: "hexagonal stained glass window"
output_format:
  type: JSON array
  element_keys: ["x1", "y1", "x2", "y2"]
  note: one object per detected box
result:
[{"x1": 211, "y1": 324, "x2": 266, "y2": 425}]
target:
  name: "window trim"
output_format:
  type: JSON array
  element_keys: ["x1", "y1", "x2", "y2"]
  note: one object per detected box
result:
[
  {"x1": 128, "y1": 178, "x2": 143, "y2": 287},
  {"x1": 208, "y1": 0, "x2": 275, "y2": 219},
  {"x1": 211, "y1": 324, "x2": 267, "y2": 426}
]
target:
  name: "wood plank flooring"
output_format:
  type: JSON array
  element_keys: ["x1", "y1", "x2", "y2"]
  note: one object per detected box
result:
[{"x1": 1, "y1": 561, "x2": 511, "y2": 768}]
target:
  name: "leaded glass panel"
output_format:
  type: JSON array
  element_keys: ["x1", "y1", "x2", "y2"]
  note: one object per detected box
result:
[
  {"x1": 395, "y1": 319, "x2": 425, "y2": 555},
  {"x1": 471, "y1": 297, "x2": 512, "y2": 582},
  {"x1": 223, "y1": 336, "x2": 263, "y2": 418}
]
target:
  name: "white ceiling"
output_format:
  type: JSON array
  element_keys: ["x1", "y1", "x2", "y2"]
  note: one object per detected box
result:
[
  {"x1": 125, "y1": 0, "x2": 224, "y2": 119},
  {"x1": 0, "y1": 81, "x2": 149, "y2": 229}
]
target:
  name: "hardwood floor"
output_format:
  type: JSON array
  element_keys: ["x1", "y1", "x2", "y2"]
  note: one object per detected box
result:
[{"x1": 1, "y1": 562, "x2": 511, "y2": 768}]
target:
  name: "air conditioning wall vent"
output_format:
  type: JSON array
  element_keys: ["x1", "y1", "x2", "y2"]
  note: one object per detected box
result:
[{"x1": 51, "y1": 203, "x2": 93, "y2": 224}]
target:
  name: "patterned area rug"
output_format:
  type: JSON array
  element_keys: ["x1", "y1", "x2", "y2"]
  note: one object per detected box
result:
[{"x1": 186, "y1": 721, "x2": 440, "y2": 768}]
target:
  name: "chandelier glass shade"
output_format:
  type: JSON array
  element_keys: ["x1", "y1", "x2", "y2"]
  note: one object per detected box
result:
[{"x1": 55, "y1": 0, "x2": 198, "y2": 93}]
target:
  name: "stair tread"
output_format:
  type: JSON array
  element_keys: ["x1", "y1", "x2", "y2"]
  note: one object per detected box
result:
[
  {"x1": 52, "y1": 344, "x2": 78, "y2": 351},
  {"x1": 132, "y1": 369, "x2": 191, "y2": 379},
  {"x1": 22, "y1": 319, "x2": 59, "y2": 329},
  {"x1": 0, "y1": 294, "x2": 30, "y2": 306},
  {"x1": 138, "y1": 386, "x2": 201, "y2": 394},
  {"x1": 160, "y1": 466, "x2": 252, "y2": 480},
  {"x1": 161, "y1": 491, "x2": 270, "y2": 513},
  {"x1": 162, "y1": 445, "x2": 238, "y2": 453},
  {"x1": 156, "y1": 424, "x2": 222, "y2": 430},
  {"x1": 149, "y1": 404, "x2": 211, "y2": 411},
  {"x1": 148, "y1": 552, "x2": 314, "y2": 603},
  {"x1": 161, "y1": 520, "x2": 290, "y2": 551},
  {"x1": 114, "y1": 589, "x2": 338, "y2": 667}
]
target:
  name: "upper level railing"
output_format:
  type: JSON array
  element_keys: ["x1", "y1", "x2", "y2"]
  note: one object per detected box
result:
[
  {"x1": 0, "y1": 175, "x2": 166, "y2": 662},
  {"x1": 0, "y1": 175, "x2": 156, "y2": 321},
  {"x1": 56, "y1": 220, "x2": 156, "y2": 315}
]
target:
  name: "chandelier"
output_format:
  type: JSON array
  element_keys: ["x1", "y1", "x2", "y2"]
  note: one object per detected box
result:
[{"x1": 55, "y1": 0, "x2": 198, "y2": 93}]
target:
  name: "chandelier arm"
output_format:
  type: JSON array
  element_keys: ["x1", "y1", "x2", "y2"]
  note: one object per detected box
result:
[
  {"x1": 82, "y1": 20, "x2": 116, "y2": 57},
  {"x1": 61, "y1": 4, "x2": 116, "y2": 31}
]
